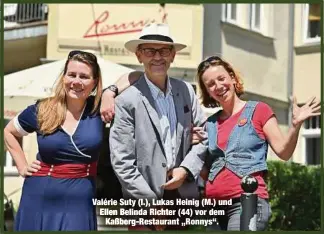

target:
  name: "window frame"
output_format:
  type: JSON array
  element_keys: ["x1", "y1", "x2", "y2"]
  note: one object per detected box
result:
[
  {"x1": 4, "y1": 118, "x2": 20, "y2": 176},
  {"x1": 250, "y1": 3, "x2": 263, "y2": 33},
  {"x1": 4, "y1": 151, "x2": 19, "y2": 175},
  {"x1": 222, "y1": 3, "x2": 238, "y2": 25},
  {"x1": 302, "y1": 3, "x2": 321, "y2": 44},
  {"x1": 301, "y1": 116, "x2": 321, "y2": 165}
]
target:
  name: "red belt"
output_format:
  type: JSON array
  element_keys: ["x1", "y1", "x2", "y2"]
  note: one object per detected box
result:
[{"x1": 32, "y1": 161, "x2": 97, "y2": 178}]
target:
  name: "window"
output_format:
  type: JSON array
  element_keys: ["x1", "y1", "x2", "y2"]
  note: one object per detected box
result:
[
  {"x1": 4, "y1": 119, "x2": 20, "y2": 175},
  {"x1": 250, "y1": 4, "x2": 262, "y2": 32},
  {"x1": 303, "y1": 3, "x2": 321, "y2": 43},
  {"x1": 302, "y1": 115, "x2": 321, "y2": 165},
  {"x1": 3, "y1": 4, "x2": 48, "y2": 24},
  {"x1": 222, "y1": 4, "x2": 237, "y2": 23}
]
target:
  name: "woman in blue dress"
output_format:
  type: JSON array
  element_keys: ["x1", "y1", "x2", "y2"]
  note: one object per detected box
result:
[{"x1": 4, "y1": 50, "x2": 104, "y2": 231}]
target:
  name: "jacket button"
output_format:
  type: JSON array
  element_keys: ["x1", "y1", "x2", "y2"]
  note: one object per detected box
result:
[{"x1": 162, "y1": 163, "x2": 167, "y2": 167}]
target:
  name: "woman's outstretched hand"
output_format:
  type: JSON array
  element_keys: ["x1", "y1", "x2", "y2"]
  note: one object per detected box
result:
[{"x1": 291, "y1": 96, "x2": 321, "y2": 127}]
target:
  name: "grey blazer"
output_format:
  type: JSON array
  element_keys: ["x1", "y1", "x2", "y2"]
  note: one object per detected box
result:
[{"x1": 109, "y1": 75, "x2": 207, "y2": 199}]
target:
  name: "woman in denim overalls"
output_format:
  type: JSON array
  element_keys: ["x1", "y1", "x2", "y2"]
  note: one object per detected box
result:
[{"x1": 195, "y1": 56, "x2": 320, "y2": 231}]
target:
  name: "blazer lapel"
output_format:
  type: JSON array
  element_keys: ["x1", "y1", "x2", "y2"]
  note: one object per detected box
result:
[
  {"x1": 137, "y1": 77, "x2": 164, "y2": 150},
  {"x1": 171, "y1": 80, "x2": 185, "y2": 157}
]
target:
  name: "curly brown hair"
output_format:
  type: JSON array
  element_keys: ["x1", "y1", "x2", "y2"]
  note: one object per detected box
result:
[{"x1": 196, "y1": 56, "x2": 244, "y2": 107}]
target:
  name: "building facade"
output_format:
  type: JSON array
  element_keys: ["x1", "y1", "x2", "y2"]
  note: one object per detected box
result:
[
  {"x1": 3, "y1": 3, "x2": 48, "y2": 74},
  {"x1": 3, "y1": 3, "x2": 321, "y2": 226},
  {"x1": 3, "y1": 4, "x2": 48, "y2": 219},
  {"x1": 292, "y1": 3, "x2": 321, "y2": 165}
]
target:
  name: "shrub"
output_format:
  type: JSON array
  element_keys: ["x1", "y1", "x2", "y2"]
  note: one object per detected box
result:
[{"x1": 266, "y1": 160, "x2": 321, "y2": 231}]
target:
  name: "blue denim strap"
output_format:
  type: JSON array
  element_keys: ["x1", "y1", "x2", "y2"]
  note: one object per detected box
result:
[
  {"x1": 239, "y1": 101, "x2": 259, "y2": 122},
  {"x1": 207, "y1": 113, "x2": 218, "y2": 151}
]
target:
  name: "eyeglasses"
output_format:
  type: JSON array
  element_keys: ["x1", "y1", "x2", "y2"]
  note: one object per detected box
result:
[
  {"x1": 197, "y1": 56, "x2": 222, "y2": 72},
  {"x1": 139, "y1": 47, "x2": 173, "y2": 57},
  {"x1": 68, "y1": 50, "x2": 98, "y2": 63}
]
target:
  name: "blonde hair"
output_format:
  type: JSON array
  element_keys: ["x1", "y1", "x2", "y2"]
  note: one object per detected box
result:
[
  {"x1": 37, "y1": 52, "x2": 103, "y2": 135},
  {"x1": 196, "y1": 56, "x2": 244, "y2": 107}
]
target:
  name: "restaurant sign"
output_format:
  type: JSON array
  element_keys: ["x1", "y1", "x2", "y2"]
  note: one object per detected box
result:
[{"x1": 48, "y1": 4, "x2": 203, "y2": 68}]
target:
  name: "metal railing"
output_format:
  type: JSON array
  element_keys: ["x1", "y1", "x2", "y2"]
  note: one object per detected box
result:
[{"x1": 4, "y1": 3, "x2": 48, "y2": 29}]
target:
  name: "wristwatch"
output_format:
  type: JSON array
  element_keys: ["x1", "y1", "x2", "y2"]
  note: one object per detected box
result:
[{"x1": 106, "y1": 85, "x2": 118, "y2": 97}]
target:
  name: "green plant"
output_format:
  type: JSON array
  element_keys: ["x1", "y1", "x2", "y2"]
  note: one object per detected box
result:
[{"x1": 266, "y1": 160, "x2": 320, "y2": 230}]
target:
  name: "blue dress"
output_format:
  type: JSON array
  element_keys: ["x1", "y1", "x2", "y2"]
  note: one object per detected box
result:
[{"x1": 14, "y1": 97, "x2": 104, "y2": 231}]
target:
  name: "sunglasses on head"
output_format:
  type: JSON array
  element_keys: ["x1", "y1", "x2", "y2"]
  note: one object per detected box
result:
[
  {"x1": 68, "y1": 50, "x2": 98, "y2": 63},
  {"x1": 197, "y1": 56, "x2": 222, "y2": 72}
]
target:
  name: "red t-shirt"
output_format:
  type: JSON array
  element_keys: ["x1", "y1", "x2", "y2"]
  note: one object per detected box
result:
[{"x1": 205, "y1": 102, "x2": 274, "y2": 200}]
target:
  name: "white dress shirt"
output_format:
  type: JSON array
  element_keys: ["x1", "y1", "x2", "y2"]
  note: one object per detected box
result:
[{"x1": 144, "y1": 74, "x2": 177, "y2": 170}]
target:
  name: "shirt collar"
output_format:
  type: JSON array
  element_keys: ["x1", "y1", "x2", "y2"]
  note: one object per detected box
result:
[{"x1": 144, "y1": 73, "x2": 173, "y2": 99}]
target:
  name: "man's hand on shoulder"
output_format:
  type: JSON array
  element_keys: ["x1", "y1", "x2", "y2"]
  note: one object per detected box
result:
[{"x1": 100, "y1": 89, "x2": 116, "y2": 123}]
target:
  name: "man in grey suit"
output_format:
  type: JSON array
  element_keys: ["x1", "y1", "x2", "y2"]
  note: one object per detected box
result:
[{"x1": 109, "y1": 23, "x2": 207, "y2": 219}]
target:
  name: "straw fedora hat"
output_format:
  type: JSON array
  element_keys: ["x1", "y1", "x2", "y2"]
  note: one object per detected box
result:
[{"x1": 124, "y1": 23, "x2": 187, "y2": 53}]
